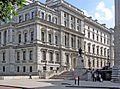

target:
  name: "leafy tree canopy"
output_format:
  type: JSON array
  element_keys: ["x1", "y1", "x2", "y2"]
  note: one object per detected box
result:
[{"x1": 0, "y1": 0, "x2": 27, "y2": 22}]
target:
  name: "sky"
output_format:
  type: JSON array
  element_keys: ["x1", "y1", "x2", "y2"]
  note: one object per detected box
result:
[{"x1": 39, "y1": 0, "x2": 114, "y2": 28}]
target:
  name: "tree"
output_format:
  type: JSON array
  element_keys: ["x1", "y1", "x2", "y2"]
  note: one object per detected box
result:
[{"x1": 0, "y1": 0, "x2": 27, "y2": 22}]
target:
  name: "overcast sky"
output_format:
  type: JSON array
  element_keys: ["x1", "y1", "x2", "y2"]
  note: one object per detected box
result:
[{"x1": 39, "y1": 0, "x2": 114, "y2": 28}]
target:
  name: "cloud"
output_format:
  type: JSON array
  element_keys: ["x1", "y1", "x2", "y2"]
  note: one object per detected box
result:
[{"x1": 94, "y1": 1, "x2": 113, "y2": 21}]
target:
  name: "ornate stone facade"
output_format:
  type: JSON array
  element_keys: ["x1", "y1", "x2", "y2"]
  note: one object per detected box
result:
[{"x1": 0, "y1": 0, "x2": 114, "y2": 75}]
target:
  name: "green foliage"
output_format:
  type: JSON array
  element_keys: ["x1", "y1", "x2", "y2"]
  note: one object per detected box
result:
[{"x1": 0, "y1": 0, "x2": 27, "y2": 22}]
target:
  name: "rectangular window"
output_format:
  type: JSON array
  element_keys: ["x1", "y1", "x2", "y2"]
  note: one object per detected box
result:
[
  {"x1": 18, "y1": 34, "x2": 21, "y2": 43},
  {"x1": 31, "y1": 31, "x2": 34, "y2": 41},
  {"x1": 93, "y1": 33, "x2": 95, "y2": 40},
  {"x1": 30, "y1": 66, "x2": 32, "y2": 72},
  {"x1": 55, "y1": 17, "x2": 57, "y2": 24},
  {"x1": 19, "y1": 15, "x2": 23, "y2": 22},
  {"x1": 55, "y1": 36, "x2": 58, "y2": 45},
  {"x1": 104, "y1": 38, "x2": 106, "y2": 44},
  {"x1": 88, "y1": 45, "x2": 90, "y2": 53},
  {"x1": 17, "y1": 52, "x2": 20, "y2": 60},
  {"x1": 71, "y1": 37, "x2": 74, "y2": 48},
  {"x1": 49, "y1": 34, "x2": 52, "y2": 44},
  {"x1": 97, "y1": 35, "x2": 99, "y2": 41},
  {"x1": 25, "y1": 13, "x2": 30, "y2": 21},
  {"x1": 17, "y1": 66, "x2": 19, "y2": 72},
  {"x1": 97, "y1": 47, "x2": 99, "y2": 55},
  {"x1": 3, "y1": 66, "x2": 5, "y2": 72},
  {"x1": 24, "y1": 33, "x2": 27, "y2": 43},
  {"x1": 48, "y1": 15, "x2": 51, "y2": 22},
  {"x1": 56, "y1": 53, "x2": 59, "y2": 62},
  {"x1": 4, "y1": 31, "x2": 7, "y2": 45},
  {"x1": 30, "y1": 50, "x2": 33, "y2": 60},
  {"x1": 88, "y1": 31, "x2": 90, "y2": 38},
  {"x1": 65, "y1": 35, "x2": 67, "y2": 46},
  {"x1": 104, "y1": 48, "x2": 106, "y2": 56},
  {"x1": 66, "y1": 54, "x2": 69, "y2": 63},
  {"x1": 41, "y1": 32, "x2": 44, "y2": 42},
  {"x1": 31, "y1": 11, "x2": 35, "y2": 19},
  {"x1": 23, "y1": 66, "x2": 26, "y2": 72},
  {"x1": 3, "y1": 52, "x2": 5, "y2": 61},
  {"x1": 93, "y1": 46, "x2": 95, "y2": 54},
  {"x1": 23, "y1": 51, "x2": 26, "y2": 60},
  {"x1": 101, "y1": 47, "x2": 103, "y2": 56},
  {"x1": 42, "y1": 51, "x2": 46, "y2": 60},
  {"x1": 41, "y1": 12, "x2": 44, "y2": 19},
  {"x1": 0, "y1": 32, "x2": 1, "y2": 44},
  {"x1": 101, "y1": 36, "x2": 102, "y2": 43},
  {"x1": 49, "y1": 52, "x2": 53, "y2": 62}
]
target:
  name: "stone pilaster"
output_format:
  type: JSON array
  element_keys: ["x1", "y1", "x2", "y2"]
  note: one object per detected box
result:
[{"x1": 112, "y1": 24, "x2": 120, "y2": 82}]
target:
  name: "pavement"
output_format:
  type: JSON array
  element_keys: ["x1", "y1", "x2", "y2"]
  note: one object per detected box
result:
[{"x1": 0, "y1": 79, "x2": 120, "y2": 89}]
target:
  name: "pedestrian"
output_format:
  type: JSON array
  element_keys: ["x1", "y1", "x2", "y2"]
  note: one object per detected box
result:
[
  {"x1": 92, "y1": 73, "x2": 95, "y2": 82},
  {"x1": 94, "y1": 73, "x2": 97, "y2": 82},
  {"x1": 98, "y1": 74, "x2": 103, "y2": 82}
]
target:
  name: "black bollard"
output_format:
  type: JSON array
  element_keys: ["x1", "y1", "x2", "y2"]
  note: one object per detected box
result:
[{"x1": 78, "y1": 76, "x2": 80, "y2": 86}]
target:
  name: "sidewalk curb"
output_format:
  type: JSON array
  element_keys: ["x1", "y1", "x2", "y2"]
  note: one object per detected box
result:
[
  {"x1": 0, "y1": 85, "x2": 33, "y2": 89},
  {"x1": 66, "y1": 85, "x2": 120, "y2": 89}
]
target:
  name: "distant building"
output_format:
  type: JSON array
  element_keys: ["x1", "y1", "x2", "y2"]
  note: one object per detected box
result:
[{"x1": 0, "y1": 0, "x2": 114, "y2": 75}]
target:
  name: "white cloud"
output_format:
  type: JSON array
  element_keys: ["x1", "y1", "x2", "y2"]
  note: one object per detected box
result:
[{"x1": 94, "y1": 1, "x2": 113, "y2": 21}]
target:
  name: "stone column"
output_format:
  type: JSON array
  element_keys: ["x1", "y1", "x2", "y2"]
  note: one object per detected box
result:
[{"x1": 112, "y1": 25, "x2": 120, "y2": 82}]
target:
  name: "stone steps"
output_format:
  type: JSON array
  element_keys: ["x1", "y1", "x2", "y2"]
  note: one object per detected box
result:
[{"x1": 50, "y1": 71, "x2": 74, "y2": 80}]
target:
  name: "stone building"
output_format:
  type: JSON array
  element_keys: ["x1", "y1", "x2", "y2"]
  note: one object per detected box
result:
[{"x1": 0, "y1": 0, "x2": 114, "y2": 75}]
